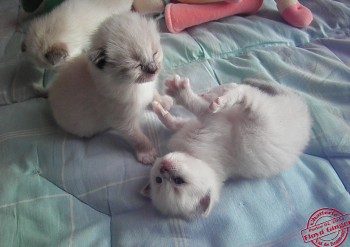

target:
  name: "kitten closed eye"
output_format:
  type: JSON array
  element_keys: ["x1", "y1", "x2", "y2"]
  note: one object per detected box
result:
[{"x1": 49, "y1": 12, "x2": 162, "y2": 165}]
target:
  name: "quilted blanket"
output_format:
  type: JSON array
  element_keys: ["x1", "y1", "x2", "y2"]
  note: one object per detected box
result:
[{"x1": 0, "y1": 0, "x2": 349, "y2": 246}]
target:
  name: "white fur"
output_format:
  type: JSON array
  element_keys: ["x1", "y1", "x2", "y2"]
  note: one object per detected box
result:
[
  {"x1": 22, "y1": 0, "x2": 133, "y2": 68},
  {"x1": 144, "y1": 75, "x2": 311, "y2": 218},
  {"x1": 49, "y1": 12, "x2": 170, "y2": 164}
]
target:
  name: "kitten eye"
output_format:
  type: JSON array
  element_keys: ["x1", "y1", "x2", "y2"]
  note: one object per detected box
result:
[
  {"x1": 89, "y1": 48, "x2": 107, "y2": 70},
  {"x1": 173, "y1": 176, "x2": 185, "y2": 185},
  {"x1": 96, "y1": 59, "x2": 107, "y2": 69},
  {"x1": 156, "y1": 177, "x2": 162, "y2": 184},
  {"x1": 153, "y1": 51, "x2": 158, "y2": 57}
]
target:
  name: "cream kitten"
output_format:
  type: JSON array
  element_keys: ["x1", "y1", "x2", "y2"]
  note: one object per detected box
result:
[
  {"x1": 21, "y1": 0, "x2": 133, "y2": 68},
  {"x1": 142, "y1": 75, "x2": 311, "y2": 218},
  {"x1": 49, "y1": 12, "x2": 172, "y2": 164}
]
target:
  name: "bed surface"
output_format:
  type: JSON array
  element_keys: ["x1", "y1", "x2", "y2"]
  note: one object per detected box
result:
[{"x1": 1, "y1": 0, "x2": 350, "y2": 246}]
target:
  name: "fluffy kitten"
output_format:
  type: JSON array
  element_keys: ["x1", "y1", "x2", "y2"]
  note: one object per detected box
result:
[
  {"x1": 142, "y1": 75, "x2": 311, "y2": 218},
  {"x1": 21, "y1": 0, "x2": 133, "y2": 68},
  {"x1": 49, "y1": 12, "x2": 172, "y2": 164}
]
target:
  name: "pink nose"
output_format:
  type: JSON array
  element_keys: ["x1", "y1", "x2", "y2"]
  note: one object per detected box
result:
[{"x1": 160, "y1": 159, "x2": 172, "y2": 169}]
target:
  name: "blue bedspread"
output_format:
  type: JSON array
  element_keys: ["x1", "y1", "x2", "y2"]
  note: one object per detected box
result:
[{"x1": 0, "y1": 0, "x2": 349, "y2": 246}]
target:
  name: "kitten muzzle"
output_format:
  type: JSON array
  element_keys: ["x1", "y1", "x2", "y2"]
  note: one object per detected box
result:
[
  {"x1": 160, "y1": 167, "x2": 173, "y2": 181},
  {"x1": 141, "y1": 62, "x2": 158, "y2": 74},
  {"x1": 136, "y1": 62, "x2": 160, "y2": 83},
  {"x1": 45, "y1": 43, "x2": 68, "y2": 66}
]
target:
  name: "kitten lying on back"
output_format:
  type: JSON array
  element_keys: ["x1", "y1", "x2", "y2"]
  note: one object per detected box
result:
[
  {"x1": 21, "y1": 0, "x2": 132, "y2": 68},
  {"x1": 142, "y1": 75, "x2": 311, "y2": 218},
  {"x1": 49, "y1": 12, "x2": 172, "y2": 164}
]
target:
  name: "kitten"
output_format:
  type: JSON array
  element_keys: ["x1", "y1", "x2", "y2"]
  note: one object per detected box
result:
[
  {"x1": 21, "y1": 0, "x2": 133, "y2": 68},
  {"x1": 49, "y1": 12, "x2": 172, "y2": 164},
  {"x1": 142, "y1": 75, "x2": 311, "y2": 218}
]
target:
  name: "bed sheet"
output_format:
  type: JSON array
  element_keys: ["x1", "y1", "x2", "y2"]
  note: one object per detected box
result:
[{"x1": 0, "y1": 0, "x2": 350, "y2": 246}]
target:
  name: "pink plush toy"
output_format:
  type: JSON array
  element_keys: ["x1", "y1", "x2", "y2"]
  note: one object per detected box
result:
[{"x1": 132, "y1": 0, "x2": 313, "y2": 33}]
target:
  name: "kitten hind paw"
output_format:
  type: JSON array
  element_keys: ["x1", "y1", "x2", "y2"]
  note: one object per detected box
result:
[
  {"x1": 201, "y1": 83, "x2": 239, "y2": 103},
  {"x1": 209, "y1": 97, "x2": 224, "y2": 113},
  {"x1": 209, "y1": 89, "x2": 242, "y2": 113}
]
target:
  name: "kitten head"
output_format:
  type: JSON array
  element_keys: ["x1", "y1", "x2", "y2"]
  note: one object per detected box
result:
[
  {"x1": 22, "y1": 15, "x2": 71, "y2": 68},
  {"x1": 142, "y1": 152, "x2": 221, "y2": 218},
  {"x1": 88, "y1": 12, "x2": 163, "y2": 84}
]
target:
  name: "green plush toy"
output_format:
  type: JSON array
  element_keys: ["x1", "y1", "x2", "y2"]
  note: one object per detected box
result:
[{"x1": 21, "y1": 0, "x2": 64, "y2": 13}]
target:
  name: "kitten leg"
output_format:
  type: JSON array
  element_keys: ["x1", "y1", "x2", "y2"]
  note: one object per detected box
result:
[
  {"x1": 209, "y1": 85, "x2": 253, "y2": 113},
  {"x1": 165, "y1": 75, "x2": 209, "y2": 117},
  {"x1": 153, "y1": 90, "x2": 174, "y2": 110},
  {"x1": 120, "y1": 122, "x2": 157, "y2": 165},
  {"x1": 200, "y1": 83, "x2": 238, "y2": 102},
  {"x1": 152, "y1": 101, "x2": 187, "y2": 130}
]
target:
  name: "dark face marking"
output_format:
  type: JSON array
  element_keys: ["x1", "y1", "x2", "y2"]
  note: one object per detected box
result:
[
  {"x1": 96, "y1": 57, "x2": 106, "y2": 69},
  {"x1": 141, "y1": 62, "x2": 158, "y2": 74},
  {"x1": 45, "y1": 43, "x2": 69, "y2": 66},
  {"x1": 89, "y1": 48, "x2": 107, "y2": 70}
]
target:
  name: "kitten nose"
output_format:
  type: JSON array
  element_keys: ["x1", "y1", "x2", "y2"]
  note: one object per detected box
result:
[
  {"x1": 160, "y1": 167, "x2": 168, "y2": 174},
  {"x1": 160, "y1": 160, "x2": 172, "y2": 174},
  {"x1": 142, "y1": 62, "x2": 158, "y2": 74}
]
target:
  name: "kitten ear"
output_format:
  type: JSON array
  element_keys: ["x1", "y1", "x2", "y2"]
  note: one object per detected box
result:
[
  {"x1": 89, "y1": 48, "x2": 107, "y2": 70},
  {"x1": 45, "y1": 43, "x2": 68, "y2": 66},
  {"x1": 140, "y1": 183, "x2": 151, "y2": 198},
  {"x1": 196, "y1": 193, "x2": 212, "y2": 217}
]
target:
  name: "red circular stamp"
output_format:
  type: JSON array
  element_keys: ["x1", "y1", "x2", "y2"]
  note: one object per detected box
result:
[{"x1": 301, "y1": 208, "x2": 350, "y2": 247}]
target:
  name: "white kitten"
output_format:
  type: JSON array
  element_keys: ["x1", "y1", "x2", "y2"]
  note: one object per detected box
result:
[
  {"x1": 49, "y1": 12, "x2": 172, "y2": 164},
  {"x1": 21, "y1": 0, "x2": 133, "y2": 68},
  {"x1": 142, "y1": 75, "x2": 311, "y2": 218}
]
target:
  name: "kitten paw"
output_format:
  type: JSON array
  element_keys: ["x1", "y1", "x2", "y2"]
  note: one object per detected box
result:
[
  {"x1": 209, "y1": 97, "x2": 224, "y2": 113},
  {"x1": 158, "y1": 95, "x2": 174, "y2": 111},
  {"x1": 152, "y1": 101, "x2": 169, "y2": 117},
  {"x1": 209, "y1": 88, "x2": 242, "y2": 113},
  {"x1": 135, "y1": 147, "x2": 157, "y2": 165},
  {"x1": 201, "y1": 83, "x2": 239, "y2": 102},
  {"x1": 165, "y1": 74, "x2": 191, "y2": 98},
  {"x1": 152, "y1": 101, "x2": 184, "y2": 130}
]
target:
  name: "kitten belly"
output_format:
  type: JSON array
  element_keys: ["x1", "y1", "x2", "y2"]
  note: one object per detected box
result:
[{"x1": 169, "y1": 119, "x2": 227, "y2": 163}]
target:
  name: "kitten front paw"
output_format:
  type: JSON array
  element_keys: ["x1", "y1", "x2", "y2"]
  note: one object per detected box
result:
[
  {"x1": 152, "y1": 101, "x2": 169, "y2": 118},
  {"x1": 164, "y1": 75, "x2": 191, "y2": 102},
  {"x1": 135, "y1": 146, "x2": 157, "y2": 165},
  {"x1": 158, "y1": 95, "x2": 174, "y2": 111}
]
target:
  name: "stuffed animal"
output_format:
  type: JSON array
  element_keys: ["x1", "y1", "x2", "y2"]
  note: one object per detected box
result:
[{"x1": 133, "y1": 0, "x2": 313, "y2": 33}]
